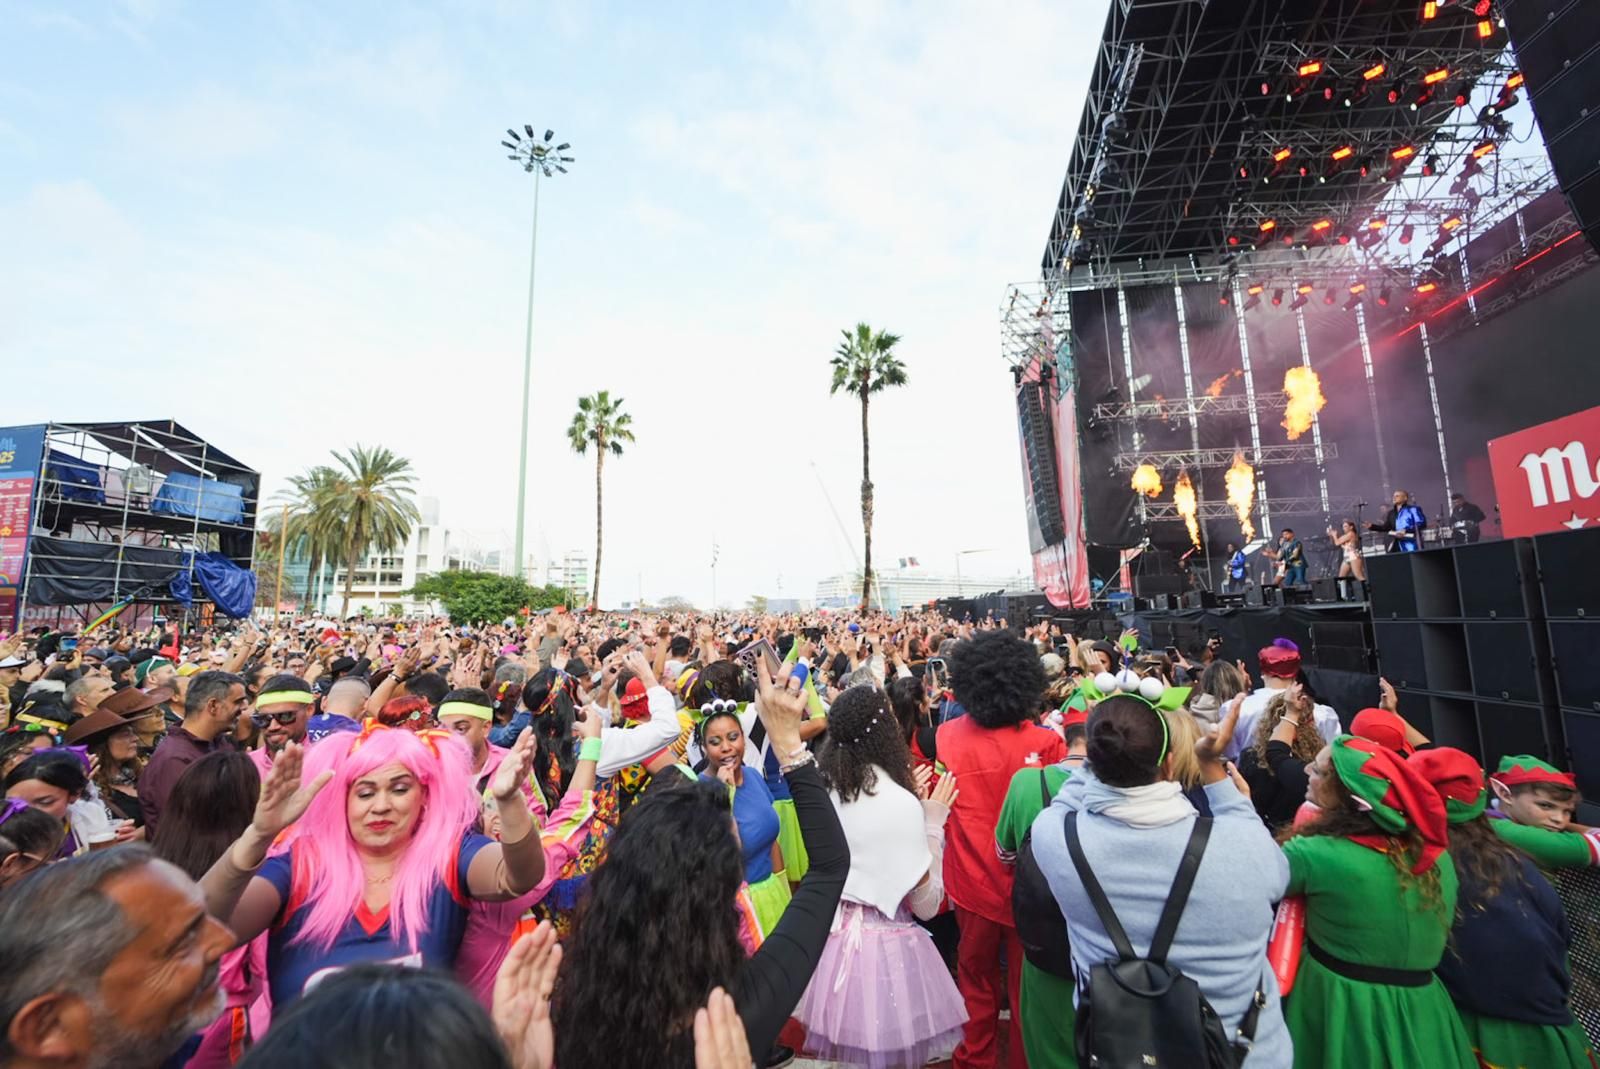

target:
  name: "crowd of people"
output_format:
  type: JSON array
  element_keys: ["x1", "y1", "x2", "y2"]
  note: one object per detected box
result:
[{"x1": 0, "y1": 607, "x2": 1596, "y2": 1069}]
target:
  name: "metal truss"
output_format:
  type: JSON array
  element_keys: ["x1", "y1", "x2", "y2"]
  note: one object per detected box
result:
[
  {"x1": 1140, "y1": 494, "x2": 1364, "y2": 521},
  {"x1": 1113, "y1": 443, "x2": 1338, "y2": 472},
  {"x1": 999, "y1": 280, "x2": 1074, "y2": 391},
  {"x1": 1044, "y1": 0, "x2": 1523, "y2": 276},
  {"x1": 1092, "y1": 393, "x2": 1289, "y2": 422}
]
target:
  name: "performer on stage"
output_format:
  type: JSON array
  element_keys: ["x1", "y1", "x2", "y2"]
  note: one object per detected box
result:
[
  {"x1": 1367, "y1": 490, "x2": 1427, "y2": 553},
  {"x1": 1224, "y1": 543, "x2": 1247, "y2": 594},
  {"x1": 1326, "y1": 520, "x2": 1366, "y2": 588},
  {"x1": 1449, "y1": 493, "x2": 1486, "y2": 544},
  {"x1": 1263, "y1": 529, "x2": 1307, "y2": 586}
]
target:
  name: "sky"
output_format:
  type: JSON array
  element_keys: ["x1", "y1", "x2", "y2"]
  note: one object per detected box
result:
[{"x1": 1, "y1": 0, "x2": 1105, "y2": 608}]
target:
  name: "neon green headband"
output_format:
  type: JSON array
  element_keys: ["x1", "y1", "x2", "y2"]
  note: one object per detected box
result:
[
  {"x1": 437, "y1": 701, "x2": 493, "y2": 721},
  {"x1": 254, "y1": 691, "x2": 315, "y2": 709}
]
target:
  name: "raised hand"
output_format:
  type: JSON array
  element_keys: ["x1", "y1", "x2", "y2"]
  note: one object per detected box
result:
[
  {"x1": 1197, "y1": 693, "x2": 1245, "y2": 766},
  {"x1": 573, "y1": 704, "x2": 604, "y2": 742},
  {"x1": 492, "y1": 727, "x2": 537, "y2": 801},
  {"x1": 1378, "y1": 676, "x2": 1398, "y2": 713},
  {"x1": 252, "y1": 741, "x2": 333, "y2": 840},
  {"x1": 693, "y1": 988, "x2": 753, "y2": 1069},
  {"x1": 929, "y1": 769, "x2": 959, "y2": 813},
  {"x1": 621, "y1": 649, "x2": 657, "y2": 691},
  {"x1": 753, "y1": 658, "x2": 805, "y2": 758},
  {"x1": 912, "y1": 763, "x2": 934, "y2": 801},
  {"x1": 492, "y1": 921, "x2": 562, "y2": 1069}
]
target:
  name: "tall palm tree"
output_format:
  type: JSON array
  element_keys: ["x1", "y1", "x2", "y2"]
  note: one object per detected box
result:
[
  {"x1": 830, "y1": 322, "x2": 908, "y2": 609},
  {"x1": 275, "y1": 466, "x2": 346, "y2": 609},
  {"x1": 328, "y1": 445, "x2": 420, "y2": 618},
  {"x1": 567, "y1": 391, "x2": 635, "y2": 608}
]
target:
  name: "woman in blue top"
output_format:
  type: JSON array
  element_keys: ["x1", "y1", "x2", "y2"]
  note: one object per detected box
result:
[
  {"x1": 699, "y1": 703, "x2": 790, "y2": 936},
  {"x1": 199, "y1": 722, "x2": 548, "y2": 1008}
]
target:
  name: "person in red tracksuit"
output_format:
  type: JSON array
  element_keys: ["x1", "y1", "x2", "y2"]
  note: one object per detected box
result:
[{"x1": 935, "y1": 630, "x2": 1065, "y2": 1069}]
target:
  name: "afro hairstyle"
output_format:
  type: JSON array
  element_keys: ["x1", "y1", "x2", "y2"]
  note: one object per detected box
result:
[{"x1": 946, "y1": 629, "x2": 1046, "y2": 729}]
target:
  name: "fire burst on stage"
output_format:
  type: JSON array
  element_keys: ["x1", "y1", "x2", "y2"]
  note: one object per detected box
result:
[
  {"x1": 1204, "y1": 369, "x2": 1242, "y2": 398},
  {"x1": 1174, "y1": 470, "x2": 1200, "y2": 547},
  {"x1": 1282, "y1": 366, "x2": 1327, "y2": 440},
  {"x1": 1226, "y1": 452, "x2": 1256, "y2": 541},
  {"x1": 1131, "y1": 463, "x2": 1163, "y2": 497}
]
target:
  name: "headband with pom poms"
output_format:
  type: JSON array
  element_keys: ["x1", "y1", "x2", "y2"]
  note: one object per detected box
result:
[{"x1": 1092, "y1": 651, "x2": 1192, "y2": 711}]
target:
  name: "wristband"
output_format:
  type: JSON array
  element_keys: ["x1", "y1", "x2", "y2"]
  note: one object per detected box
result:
[{"x1": 579, "y1": 737, "x2": 604, "y2": 762}]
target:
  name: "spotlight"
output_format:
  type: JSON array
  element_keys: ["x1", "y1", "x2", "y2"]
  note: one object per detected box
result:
[
  {"x1": 1506, "y1": 72, "x2": 1525, "y2": 91},
  {"x1": 1331, "y1": 145, "x2": 1354, "y2": 161},
  {"x1": 1296, "y1": 283, "x2": 1314, "y2": 295},
  {"x1": 1399, "y1": 223, "x2": 1415, "y2": 244},
  {"x1": 1247, "y1": 283, "x2": 1266, "y2": 296},
  {"x1": 1423, "y1": 67, "x2": 1450, "y2": 86},
  {"x1": 1363, "y1": 63, "x2": 1387, "y2": 81},
  {"x1": 1441, "y1": 214, "x2": 1465, "y2": 232},
  {"x1": 1377, "y1": 287, "x2": 1392, "y2": 306},
  {"x1": 1272, "y1": 147, "x2": 1293, "y2": 163},
  {"x1": 1478, "y1": 19, "x2": 1494, "y2": 37},
  {"x1": 1472, "y1": 140, "x2": 1498, "y2": 158},
  {"x1": 1473, "y1": 0, "x2": 1491, "y2": 13},
  {"x1": 1259, "y1": 219, "x2": 1278, "y2": 234},
  {"x1": 1343, "y1": 295, "x2": 1362, "y2": 311},
  {"x1": 1290, "y1": 292, "x2": 1310, "y2": 310},
  {"x1": 1422, "y1": 0, "x2": 1437, "y2": 17},
  {"x1": 1298, "y1": 59, "x2": 1324, "y2": 77},
  {"x1": 1423, "y1": 154, "x2": 1441, "y2": 176},
  {"x1": 1349, "y1": 282, "x2": 1368, "y2": 295},
  {"x1": 1271, "y1": 288, "x2": 1285, "y2": 306},
  {"x1": 1310, "y1": 218, "x2": 1334, "y2": 235},
  {"x1": 1416, "y1": 280, "x2": 1439, "y2": 295},
  {"x1": 1390, "y1": 144, "x2": 1416, "y2": 161},
  {"x1": 1244, "y1": 293, "x2": 1262, "y2": 311},
  {"x1": 1324, "y1": 287, "x2": 1338, "y2": 305}
]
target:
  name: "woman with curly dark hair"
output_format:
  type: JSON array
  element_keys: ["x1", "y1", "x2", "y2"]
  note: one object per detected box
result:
[
  {"x1": 696, "y1": 703, "x2": 790, "y2": 936},
  {"x1": 887, "y1": 673, "x2": 937, "y2": 772},
  {"x1": 1278, "y1": 736, "x2": 1474, "y2": 1067},
  {"x1": 1412, "y1": 748, "x2": 1597, "y2": 1068},
  {"x1": 1236, "y1": 684, "x2": 1328, "y2": 828},
  {"x1": 934, "y1": 630, "x2": 1065, "y2": 1069},
  {"x1": 551, "y1": 661, "x2": 848, "y2": 1069},
  {"x1": 795, "y1": 685, "x2": 965, "y2": 1068}
]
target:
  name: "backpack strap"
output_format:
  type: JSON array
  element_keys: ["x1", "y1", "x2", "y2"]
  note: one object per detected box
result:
[
  {"x1": 1148, "y1": 817, "x2": 1212, "y2": 966},
  {"x1": 1038, "y1": 769, "x2": 1051, "y2": 807},
  {"x1": 1063, "y1": 811, "x2": 1138, "y2": 962}
]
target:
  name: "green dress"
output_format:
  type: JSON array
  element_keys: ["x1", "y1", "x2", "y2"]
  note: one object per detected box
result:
[
  {"x1": 1281, "y1": 835, "x2": 1476, "y2": 1069},
  {"x1": 1454, "y1": 1006, "x2": 1596, "y2": 1069},
  {"x1": 994, "y1": 762, "x2": 1079, "y2": 1069}
]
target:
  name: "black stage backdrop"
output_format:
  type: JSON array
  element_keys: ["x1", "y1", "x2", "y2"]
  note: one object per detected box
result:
[{"x1": 1069, "y1": 260, "x2": 1600, "y2": 584}]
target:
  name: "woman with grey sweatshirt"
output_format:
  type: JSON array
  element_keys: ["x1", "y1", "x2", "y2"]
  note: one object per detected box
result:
[{"x1": 1030, "y1": 693, "x2": 1293, "y2": 1068}]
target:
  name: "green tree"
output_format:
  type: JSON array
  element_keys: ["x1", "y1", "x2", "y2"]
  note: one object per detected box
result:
[
  {"x1": 407, "y1": 569, "x2": 566, "y2": 623},
  {"x1": 328, "y1": 445, "x2": 420, "y2": 619},
  {"x1": 746, "y1": 594, "x2": 769, "y2": 614},
  {"x1": 829, "y1": 322, "x2": 908, "y2": 609},
  {"x1": 275, "y1": 466, "x2": 346, "y2": 610},
  {"x1": 567, "y1": 391, "x2": 635, "y2": 609}
]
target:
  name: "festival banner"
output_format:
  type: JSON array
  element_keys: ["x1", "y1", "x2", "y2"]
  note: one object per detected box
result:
[
  {"x1": 1016, "y1": 323, "x2": 1092, "y2": 609},
  {"x1": 0, "y1": 425, "x2": 47, "y2": 634},
  {"x1": 1486, "y1": 404, "x2": 1600, "y2": 538}
]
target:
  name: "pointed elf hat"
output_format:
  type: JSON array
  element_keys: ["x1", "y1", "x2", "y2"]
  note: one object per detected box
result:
[
  {"x1": 1410, "y1": 747, "x2": 1488, "y2": 824},
  {"x1": 1491, "y1": 754, "x2": 1577, "y2": 791},
  {"x1": 1329, "y1": 734, "x2": 1449, "y2": 873}
]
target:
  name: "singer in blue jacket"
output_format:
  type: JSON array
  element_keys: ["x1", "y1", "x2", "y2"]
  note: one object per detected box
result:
[{"x1": 1367, "y1": 489, "x2": 1427, "y2": 552}]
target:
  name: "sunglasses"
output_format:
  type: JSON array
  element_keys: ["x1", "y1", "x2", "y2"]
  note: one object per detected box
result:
[{"x1": 251, "y1": 711, "x2": 301, "y2": 728}]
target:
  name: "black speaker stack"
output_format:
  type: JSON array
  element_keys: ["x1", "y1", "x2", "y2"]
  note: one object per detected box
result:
[
  {"x1": 1501, "y1": 0, "x2": 1600, "y2": 255},
  {"x1": 1368, "y1": 528, "x2": 1600, "y2": 820},
  {"x1": 1017, "y1": 382, "x2": 1067, "y2": 546}
]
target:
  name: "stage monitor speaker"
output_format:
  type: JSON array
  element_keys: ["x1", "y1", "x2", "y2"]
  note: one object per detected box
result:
[
  {"x1": 1455, "y1": 540, "x2": 1532, "y2": 619},
  {"x1": 1367, "y1": 553, "x2": 1417, "y2": 619},
  {"x1": 1017, "y1": 381, "x2": 1067, "y2": 546},
  {"x1": 1501, "y1": 0, "x2": 1600, "y2": 255},
  {"x1": 1465, "y1": 621, "x2": 1543, "y2": 704},
  {"x1": 1310, "y1": 577, "x2": 1340, "y2": 603},
  {"x1": 1373, "y1": 621, "x2": 1427, "y2": 689},
  {"x1": 1244, "y1": 584, "x2": 1265, "y2": 608},
  {"x1": 1535, "y1": 528, "x2": 1600, "y2": 618},
  {"x1": 1181, "y1": 590, "x2": 1217, "y2": 610},
  {"x1": 1133, "y1": 575, "x2": 1184, "y2": 598},
  {"x1": 1548, "y1": 621, "x2": 1600, "y2": 711}
]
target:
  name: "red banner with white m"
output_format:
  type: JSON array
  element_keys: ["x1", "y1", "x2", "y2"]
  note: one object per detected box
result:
[{"x1": 1487, "y1": 404, "x2": 1600, "y2": 538}]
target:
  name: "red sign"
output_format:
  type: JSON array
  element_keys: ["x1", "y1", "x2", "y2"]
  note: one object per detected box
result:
[{"x1": 1487, "y1": 404, "x2": 1600, "y2": 537}]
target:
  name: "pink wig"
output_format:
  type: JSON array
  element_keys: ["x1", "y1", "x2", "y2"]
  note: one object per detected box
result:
[{"x1": 279, "y1": 725, "x2": 479, "y2": 953}]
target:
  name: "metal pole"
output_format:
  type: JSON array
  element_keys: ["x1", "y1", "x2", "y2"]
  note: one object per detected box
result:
[
  {"x1": 110, "y1": 429, "x2": 137, "y2": 606},
  {"x1": 513, "y1": 171, "x2": 543, "y2": 579},
  {"x1": 1418, "y1": 322, "x2": 1453, "y2": 505},
  {"x1": 1231, "y1": 280, "x2": 1271, "y2": 538},
  {"x1": 1294, "y1": 308, "x2": 1332, "y2": 516},
  {"x1": 1354, "y1": 304, "x2": 1392, "y2": 494},
  {"x1": 274, "y1": 503, "x2": 287, "y2": 626},
  {"x1": 1115, "y1": 278, "x2": 1145, "y2": 528},
  {"x1": 1172, "y1": 279, "x2": 1208, "y2": 578}
]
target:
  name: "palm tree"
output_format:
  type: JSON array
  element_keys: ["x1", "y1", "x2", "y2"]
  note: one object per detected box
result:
[
  {"x1": 328, "y1": 446, "x2": 420, "y2": 618},
  {"x1": 276, "y1": 466, "x2": 346, "y2": 609},
  {"x1": 567, "y1": 391, "x2": 635, "y2": 608},
  {"x1": 830, "y1": 322, "x2": 908, "y2": 609}
]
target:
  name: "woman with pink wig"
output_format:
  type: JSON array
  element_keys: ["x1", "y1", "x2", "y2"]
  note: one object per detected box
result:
[{"x1": 199, "y1": 723, "x2": 547, "y2": 1008}]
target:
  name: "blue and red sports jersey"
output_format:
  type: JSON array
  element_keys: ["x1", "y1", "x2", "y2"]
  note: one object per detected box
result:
[{"x1": 259, "y1": 832, "x2": 492, "y2": 1007}]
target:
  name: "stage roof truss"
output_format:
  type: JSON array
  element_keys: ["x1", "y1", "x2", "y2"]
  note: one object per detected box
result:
[{"x1": 1113, "y1": 443, "x2": 1338, "y2": 472}]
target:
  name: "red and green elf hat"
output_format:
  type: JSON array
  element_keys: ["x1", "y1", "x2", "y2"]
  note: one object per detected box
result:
[
  {"x1": 1491, "y1": 754, "x2": 1577, "y2": 791},
  {"x1": 1409, "y1": 747, "x2": 1488, "y2": 825},
  {"x1": 1329, "y1": 734, "x2": 1449, "y2": 873}
]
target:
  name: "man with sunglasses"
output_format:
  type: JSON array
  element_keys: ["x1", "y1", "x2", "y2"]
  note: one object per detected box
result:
[{"x1": 244, "y1": 673, "x2": 315, "y2": 778}]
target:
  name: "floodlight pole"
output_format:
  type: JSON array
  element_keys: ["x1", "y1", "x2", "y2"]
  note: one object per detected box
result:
[{"x1": 513, "y1": 170, "x2": 542, "y2": 580}]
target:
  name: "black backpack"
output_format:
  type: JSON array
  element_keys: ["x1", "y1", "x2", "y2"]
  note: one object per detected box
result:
[
  {"x1": 1063, "y1": 812, "x2": 1264, "y2": 1069},
  {"x1": 1011, "y1": 770, "x2": 1074, "y2": 977}
]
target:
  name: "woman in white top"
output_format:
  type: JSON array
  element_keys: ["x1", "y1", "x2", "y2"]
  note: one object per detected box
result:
[
  {"x1": 1327, "y1": 519, "x2": 1367, "y2": 582},
  {"x1": 795, "y1": 684, "x2": 967, "y2": 1069}
]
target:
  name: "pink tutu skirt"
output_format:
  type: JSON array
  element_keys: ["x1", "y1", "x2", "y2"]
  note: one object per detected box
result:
[{"x1": 795, "y1": 900, "x2": 967, "y2": 1069}]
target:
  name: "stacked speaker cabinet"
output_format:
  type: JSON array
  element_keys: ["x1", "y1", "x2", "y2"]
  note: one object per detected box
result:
[
  {"x1": 1535, "y1": 527, "x2": 1600, "y2": 823},
  {"x1": 1368, "y1": 540, "x2": 1562, "y2": 773}
]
